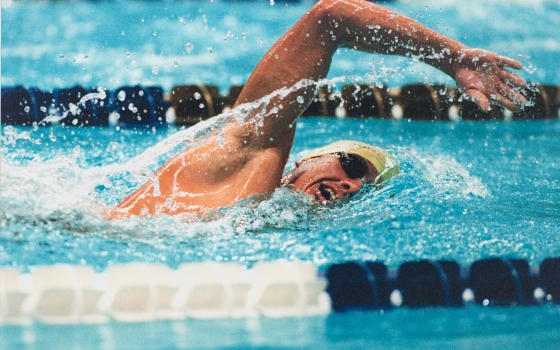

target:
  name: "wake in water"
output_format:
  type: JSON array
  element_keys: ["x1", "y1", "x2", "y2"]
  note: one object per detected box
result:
[{"x1": 0, "y1": 77, "x2": 490, "y2": 239}]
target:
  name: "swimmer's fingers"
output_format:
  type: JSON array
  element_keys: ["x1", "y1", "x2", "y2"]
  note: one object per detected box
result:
[
  {"x1": 492, "y1": 92, "x2": 523, "y2": 112},
  {"x1": 498, "y1": 81, "x2": 527, "y2": 110},
  {"x1": 494, "y1": 54, "x2": 524, "y2": 70},
  {"x1": 465, "y1": 87, "x2": 523, "y2": 113},
  {"x1": 499, "y1": 68, "x2": 527, "y2": 89},
  {"x1": 465, "y1": 89, "x2": 491, "y2": 112}
]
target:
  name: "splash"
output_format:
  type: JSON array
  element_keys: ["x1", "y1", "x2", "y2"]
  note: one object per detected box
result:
[
  {"x1": 36, "y1": 88, "x2": 108, "y2": 126},
  {"x1": 407, "y1": 148, "x2": 491, "y2": 199}
]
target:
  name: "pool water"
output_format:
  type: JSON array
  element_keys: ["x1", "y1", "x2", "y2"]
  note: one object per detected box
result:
[{"x1": 2, "y1": 0, "x2": 560, "y2": 348}]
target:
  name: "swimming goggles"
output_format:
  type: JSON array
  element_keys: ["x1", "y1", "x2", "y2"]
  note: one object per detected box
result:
[{"x1": 335, "y1": 152, "x2": 369, "y2": 180}]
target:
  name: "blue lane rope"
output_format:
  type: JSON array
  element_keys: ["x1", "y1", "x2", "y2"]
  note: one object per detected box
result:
[
  {"x1": 326, "y1": 257, "x2": 560, "y2": 312},
  {"x1": 2, "y1": 83, "x2": 558, "y2": 126}
]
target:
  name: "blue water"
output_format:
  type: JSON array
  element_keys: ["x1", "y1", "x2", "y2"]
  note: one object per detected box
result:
[
  {"x1": 2, "y1": 0, "x2": 560, "y2": 348},
  {"x1": 2, "y1": 0, "x2": 559, "y2": 91}
]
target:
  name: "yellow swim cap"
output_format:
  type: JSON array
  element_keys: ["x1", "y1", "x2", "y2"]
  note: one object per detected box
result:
[{"x1": 301, "y1": 140, "x2": 399, "y2": 183}]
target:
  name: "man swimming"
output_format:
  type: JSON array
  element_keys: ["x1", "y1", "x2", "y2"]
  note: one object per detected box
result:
[{"x1": 109, "y1": 0, "x2": 527, "y2": 219}]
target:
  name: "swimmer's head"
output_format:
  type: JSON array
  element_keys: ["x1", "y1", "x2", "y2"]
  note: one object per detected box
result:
[{"x1": 281, "y1": 140, "x2": 399, "y2": 204}]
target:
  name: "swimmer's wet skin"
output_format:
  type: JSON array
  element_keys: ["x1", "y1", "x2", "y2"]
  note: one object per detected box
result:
[{"x1": 109, "y1": 0, "x2": 527, "y2": 219}]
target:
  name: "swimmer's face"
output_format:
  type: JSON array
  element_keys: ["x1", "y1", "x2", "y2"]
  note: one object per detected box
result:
[{"x1": 280, "y1": 153, "x2": 379, "y2": 204}]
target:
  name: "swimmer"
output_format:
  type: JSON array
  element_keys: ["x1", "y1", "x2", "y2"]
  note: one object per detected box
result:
[{"x1": 109, "y1": 0, "x2": 527, "y2": 218}]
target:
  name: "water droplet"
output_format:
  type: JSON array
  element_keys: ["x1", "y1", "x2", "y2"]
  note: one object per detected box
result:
[
  {"x1": 40, "y1": 106, "x2": 47, "y2": 113},
  {"x1": 194, "y1": 92, "x2": 201, "y2": 100},
  {"x1": 72, "y1": 118, "x2": 78, "y2": 125},
  {"x1": 241, "y1": 33, "x2": 246, "y2": 39},
  {"x1": 121, "y1": 31, "x2": 125, "y2": 36},
  {"x1": 297, "y1": 96, "x2": 304, "y2": 104},
  {"x1": 199, "y1": 103, "x2": 205, "y2": 109},
  {"x1": 139, "y1": 90, "x2": 144, "y2": 97},
  {"x1": 117, "y1": 91, "x2": 126, "y2": 101},
  {"x1": 59, "y1": 54, "x2": 64, "y2": 59},
  {"x1": 152, "y1": 65, "x2": 158, "y2": 74},
  {"x1": 174, "y1": 61, "x2": 178, "y2": 67},
  {"x1": 185, "y1": 43, "x2": 194, "y2": 53},
  {"x1": 258, "y1": 38, "x2": 264, "y2": 46},
  {"x1": 331, "y1": 35, "x2": 336, "y2": 41},
  {"x1": 24, "y1": 106, "x2": 30, "y2": 113},
  {"x1": 207, "y1": 47, "x2": 213, "y2": 53},
  {"x1": 153, "y1": 31, "x2": 157, "y2": 36}
]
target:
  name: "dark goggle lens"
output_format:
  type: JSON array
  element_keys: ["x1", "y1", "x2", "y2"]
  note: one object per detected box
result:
[{"x1": 337, "y1": 152, "x2": 368, "y2": 179}]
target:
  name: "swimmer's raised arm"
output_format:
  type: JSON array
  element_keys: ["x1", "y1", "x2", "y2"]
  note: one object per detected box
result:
[{"x1": 237, "y1": 0, "x2": 527, "y2": 132}]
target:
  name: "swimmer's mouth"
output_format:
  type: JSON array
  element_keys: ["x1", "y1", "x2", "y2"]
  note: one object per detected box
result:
[{"x1": 318, "y1": 184, "x2": 336, "y2": 203}]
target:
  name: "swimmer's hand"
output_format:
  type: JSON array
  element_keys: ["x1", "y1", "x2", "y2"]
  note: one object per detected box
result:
[{"x1": 453, "y1": 48, "x2": 527, "y2": 112}]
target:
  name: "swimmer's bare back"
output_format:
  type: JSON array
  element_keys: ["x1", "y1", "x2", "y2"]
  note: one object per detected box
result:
[{"x1": 108, "y1": 0, "x2": 526, "y2": 219}]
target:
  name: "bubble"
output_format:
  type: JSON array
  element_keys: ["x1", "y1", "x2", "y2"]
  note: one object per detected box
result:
[
  {"x1": 117, "y1": 90, "x2": 126, "y2": 101},
  {"x1": 199, "y1": 103, "x2": 205, "y2": 109},
  {"x1": 24, "y1": 106, "x2": 30, "y2": 113},
  {"x1": 152, "y1": 65, "x2": 158, "y2": 74},
  {"x1": 194, "y1": 92, "x2": 201, "y2": 100},
  {"x1": 207, "y1": 47, "x2": 213, "y2": 53},
  {"x1": 297, "y1": 96, "x2": 304, "y2": 104},
  {"x1": 185, "y1": 43, "x2": 194, "y2": 53}
]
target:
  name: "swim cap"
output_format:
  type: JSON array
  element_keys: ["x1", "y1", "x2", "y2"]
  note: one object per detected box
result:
[{"x1": 301, "y1": 140, "x2": 399, "y2": 183}]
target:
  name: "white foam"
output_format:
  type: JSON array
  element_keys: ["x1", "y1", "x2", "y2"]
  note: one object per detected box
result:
[{"x1": 408, "y1": 148, "x2": 491, "y2": 199}]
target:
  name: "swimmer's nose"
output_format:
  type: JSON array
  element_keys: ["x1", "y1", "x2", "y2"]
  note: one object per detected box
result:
[{"x1": 339, "y1": 178, "x2": 363, "y2": 198}]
